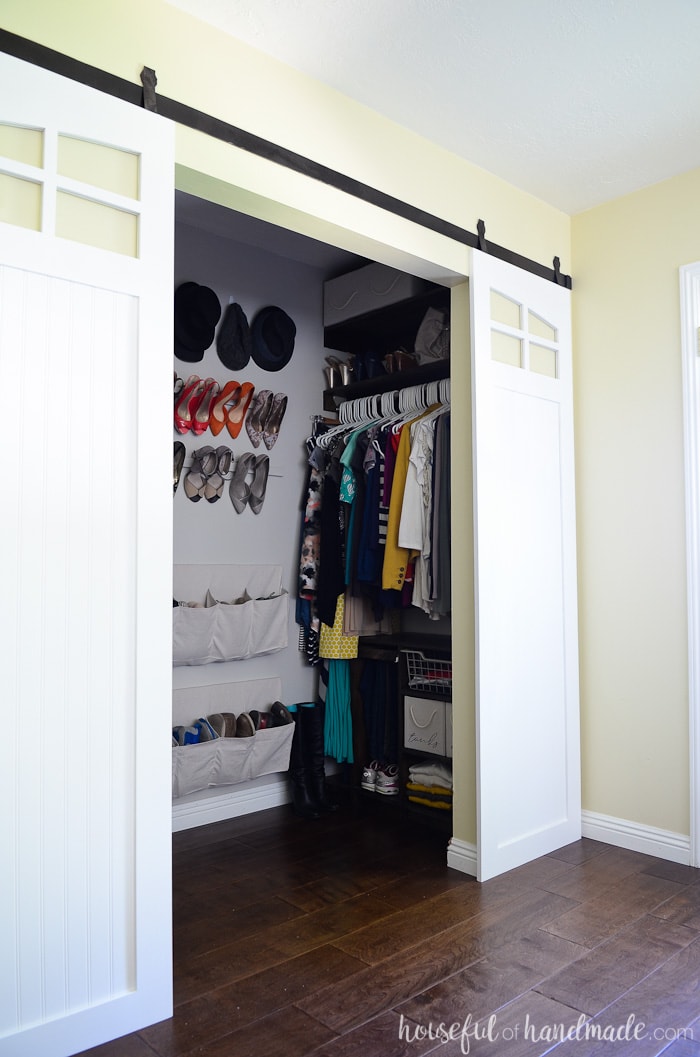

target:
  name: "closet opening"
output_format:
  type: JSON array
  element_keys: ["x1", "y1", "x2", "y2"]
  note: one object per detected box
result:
[{"x1": 171, "y1": 187, "x2": 470, "y2": 857}]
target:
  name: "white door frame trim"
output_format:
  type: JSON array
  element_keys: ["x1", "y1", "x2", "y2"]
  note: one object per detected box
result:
[{"x1": 680, "y1": 261, "x2": 700, "y2": 868}]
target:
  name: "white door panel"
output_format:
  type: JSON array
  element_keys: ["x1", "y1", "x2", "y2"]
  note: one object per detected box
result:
[
  {"x1": 471, "y1": 250, "x2": 580, "y2": 881},
  {"x1": 0, "y1": 53, "x2": 174, "y2": 1056}
]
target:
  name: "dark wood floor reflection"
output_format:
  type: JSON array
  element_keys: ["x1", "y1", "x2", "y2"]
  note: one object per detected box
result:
[{"x1": 78, "y1": 801, "x2": 700, "y2": 1056}]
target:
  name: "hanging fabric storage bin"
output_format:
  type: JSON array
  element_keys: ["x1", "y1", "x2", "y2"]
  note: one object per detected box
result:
[{"x1": 173, "y1": 563, "x2": 288, "y2": 666}]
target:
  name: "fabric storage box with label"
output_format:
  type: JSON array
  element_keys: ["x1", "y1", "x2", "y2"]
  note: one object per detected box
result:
[
  {"x1": 323, "y1": 263, "x2": 430, "y2": 326},
  {"x1": 404, "y1": 695, "x2": 447, "y2": 756}
]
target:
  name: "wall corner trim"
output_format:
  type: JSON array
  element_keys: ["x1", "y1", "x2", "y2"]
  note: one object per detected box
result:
[
  {"x1": 447, "y1": 837, "x2": 478, "y2": 877},
  {"x1": 581, "y1": 809, "x2": 690, "y2": 865}
]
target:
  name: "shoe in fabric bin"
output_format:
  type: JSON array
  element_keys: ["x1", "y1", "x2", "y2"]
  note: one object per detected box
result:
[
  {"x1": 207, "y1": 713, "x2": 226, "y2": 738},
  {"x1": 194, "y1": 716, "x2": 219, "y2": 741},
  {"x1": 235, "y1": 712, "x2": 255, "y2": 738},
  {"x1": 173, "y1": 725, "x2": 199, "y2": 746}
]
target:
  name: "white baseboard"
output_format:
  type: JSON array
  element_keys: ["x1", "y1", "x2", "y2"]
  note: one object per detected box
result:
[
  {"x1": 447, "y1": 837, "x2": 477, "y2": 877},
  {"x1": 172, "y1": 773, "x2": 291, "y2": 832},
  {"x1": 581, "y1": 809, "x2": 690, "y2": 865}
]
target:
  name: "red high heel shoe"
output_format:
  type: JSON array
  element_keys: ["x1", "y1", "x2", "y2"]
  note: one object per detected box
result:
[
  {"x1": 191, "y1": 378, "x2": 219, "y2": 436},
  {"x1": 210, "y1": 380, "x2": 241, "y2": 437},
  {"x1": 174, "y1": 375, "x2": 202, "y2": 434},
  {"x1": 226, "y1": 381, "x2": 255, "y2": 440}
]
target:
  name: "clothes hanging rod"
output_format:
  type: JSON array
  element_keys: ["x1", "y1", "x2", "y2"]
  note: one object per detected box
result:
[{"x1": 0, "y1": 29, "x2": 572, "y2": 290}]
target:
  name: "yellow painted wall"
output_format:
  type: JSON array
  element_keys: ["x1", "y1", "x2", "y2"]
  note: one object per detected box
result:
[{"x1": 572, "y1": 167, "x2": 700, "y2": 834}]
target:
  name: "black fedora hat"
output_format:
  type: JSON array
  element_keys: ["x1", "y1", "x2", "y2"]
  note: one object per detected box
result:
[
  {"x1": 251, "y1": 306, "x2": 296, "y2": 372},
  {"x1": 217, "y1": 302, "x2": 253, "y2": 371},
  {"x1": 174, "y1": 282, "x2": 222, "y2": 363}
]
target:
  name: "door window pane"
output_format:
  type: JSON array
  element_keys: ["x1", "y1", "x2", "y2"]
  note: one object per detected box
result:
[
  {"x1": 58, "y1": 135, "x2": 140, "y2": 200},
  {"x1": 56, "y1": 192, "x2": 138, "y2": 256},
  {"x1": 530, "y1": 343, "x2": 557, "y2": 378},
  {"x1": 528, "y1": 311, "x2": 557, "y2": 342},
  {"x1": 491, "y1": 329, "x2": 522, "y2": 368},
  {"x1": 0, "y1": 123, "x2": 43, "y2": 167},
  {"x1": 0, "y1": 172, "x2": 42, "y2": 230},
  {"x1": 490, "y1": 290, "x2": 521, "y2": 329}
]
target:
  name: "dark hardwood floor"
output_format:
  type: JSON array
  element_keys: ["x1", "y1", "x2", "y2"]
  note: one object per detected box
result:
[{"x1": 78, "y1": 799, "x2": 700, "y2": 1057}]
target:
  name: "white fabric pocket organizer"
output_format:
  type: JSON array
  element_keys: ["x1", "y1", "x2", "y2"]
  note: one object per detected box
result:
[
  {"x1": 173, "y1": 564, "x2": 288, "y2": 666},
  {"x1": 172, "y1": 725, "x2": 294, "y2": 798}
]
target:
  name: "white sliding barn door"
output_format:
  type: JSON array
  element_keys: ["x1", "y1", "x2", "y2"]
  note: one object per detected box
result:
[
  {"x1": 0, "y1": 54, "x2": 174, "y2": 1055},
  {"x1": 471, "y1": 250, "x2": 580, "y2": 882}
]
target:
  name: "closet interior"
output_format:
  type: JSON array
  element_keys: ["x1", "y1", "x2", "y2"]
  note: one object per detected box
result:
[{"x1": 171, "y1": 190, "x2": 455, "y2": 834}]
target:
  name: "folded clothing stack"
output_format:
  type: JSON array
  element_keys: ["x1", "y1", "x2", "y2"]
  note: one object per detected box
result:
[{"x1": 406, "y1": 759, "x2": 453, "y2": 811}]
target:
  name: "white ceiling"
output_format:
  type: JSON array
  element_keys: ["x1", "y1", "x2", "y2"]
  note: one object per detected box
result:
[{"x1": 167, "y1": 0, "x2": 700, "y2": 215}]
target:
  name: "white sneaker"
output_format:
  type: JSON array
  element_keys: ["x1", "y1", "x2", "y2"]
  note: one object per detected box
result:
[
  {"x1": 361, "y1": 760, "x2": 380, "y2": 792},
  {"x1": 375, "y1": 764, "x2": 399, "y2": 796}
]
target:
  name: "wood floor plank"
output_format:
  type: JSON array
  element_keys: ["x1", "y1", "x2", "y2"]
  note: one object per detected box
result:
[
  {"x1": 299, "y1": 889, "x2": 578, "y2": 1033},
  {"x1": 307, "y1": 1011, "x2": 438, "y2": 1057},
  {"x1": 397, "y1": 929, "x2": 584, "y2": 1027},
  {"x1": 424, "y1": 991, "x2": 592, "y2": 1057},
  {"x1": 536, "y1": 914, "x2": 697, "y2": 1015},
  {"x1": 546, "y1": 839, "x2": 609, "y2": 866},
  {"x1": 331, "y1": 879, "x2": 520, "y2": 965},
  {"x1": 535, "y1": 935, "x2": 700, "y2": 1056},
  {"x1": 649, "y1": 882, "x2": 700, "y2": 930},
  {"x1": 173, "y1": 894, "x2": 304, "y2": 960},
  {"x1": 177, "y1": 1005, "x2": 336, "y2": 1057},
  {"x1": 142, "y1": 945, "x2": 363, "y2": 1057},
  {"x1": 541, "y1": 872, "x2": 686, "y2": 948}
]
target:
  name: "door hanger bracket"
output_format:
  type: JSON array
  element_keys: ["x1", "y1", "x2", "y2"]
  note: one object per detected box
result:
[{"x1": 140, "y1": 66, "x2": 158, "y2": 112}]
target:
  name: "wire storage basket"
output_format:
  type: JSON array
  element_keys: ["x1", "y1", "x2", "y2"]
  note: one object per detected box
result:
[{"x1": 403, "y1": 649, "x2": 452, "y2": 695}]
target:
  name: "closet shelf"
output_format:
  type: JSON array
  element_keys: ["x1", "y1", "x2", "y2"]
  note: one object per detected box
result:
[
  {"x1": 323, "y1": 284, "x2": 449, "y2": 355},
  {"x1": 323, "y1": 358, "x2": 450, "y2": 413}
]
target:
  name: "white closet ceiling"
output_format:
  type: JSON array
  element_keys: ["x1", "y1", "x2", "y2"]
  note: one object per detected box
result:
[{"x1": 166, "y1": 0, "x2": 700, "y2": 215}]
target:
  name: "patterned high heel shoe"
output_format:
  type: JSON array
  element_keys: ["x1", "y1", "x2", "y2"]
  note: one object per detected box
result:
[
  {"x1": 262, "y1": 392, "x2": 287, "y2": 451},
  {"x1": 245, "y1": 389, "x2": 272, "y2": 448}
]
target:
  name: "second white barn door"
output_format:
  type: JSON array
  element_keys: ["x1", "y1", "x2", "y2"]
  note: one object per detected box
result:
[{"x1": 470, "y1": 249, "x2": 581, "y2": 882}]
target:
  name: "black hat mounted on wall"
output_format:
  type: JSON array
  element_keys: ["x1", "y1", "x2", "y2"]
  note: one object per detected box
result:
[
  {"x1": 174, "y1": 282, "x2": 222, "y2": 363},
  {"x1": 251, "y1": 306, "x2": 296, "y2": 371},
  {"x1": 217, "y1": 302, "x2": 253, "y2": 371}
]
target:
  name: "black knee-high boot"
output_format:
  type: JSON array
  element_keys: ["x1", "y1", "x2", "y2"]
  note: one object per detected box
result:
[
  {"x1": 288, "y1": 707, "x2": 320, "y2": 819},
  {"x1": 302, "y1": 700, "x2": 337, "y2": 813}
]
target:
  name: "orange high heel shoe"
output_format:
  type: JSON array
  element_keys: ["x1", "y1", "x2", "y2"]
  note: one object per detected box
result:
[
  {"x1": 226, "y1": 381, "x2": 255, "y2": 440},
  {"x1": 209, "y1": 380, "x2": 241, "y2": 437},
  {"x1": 174, "y1": 375, "x2": 202, "y2": 434},
  {"x1": 191, "y1": 378, "x2": 219, "y2": 436}
]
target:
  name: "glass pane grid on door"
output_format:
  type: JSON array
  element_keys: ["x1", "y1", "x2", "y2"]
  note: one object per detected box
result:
[
  {"x1": 489, "y1": 288, "x2": 559, "y2": 379},
  {"x1": 0, "y1": 121, "x2": 141, "y2": 255}
]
